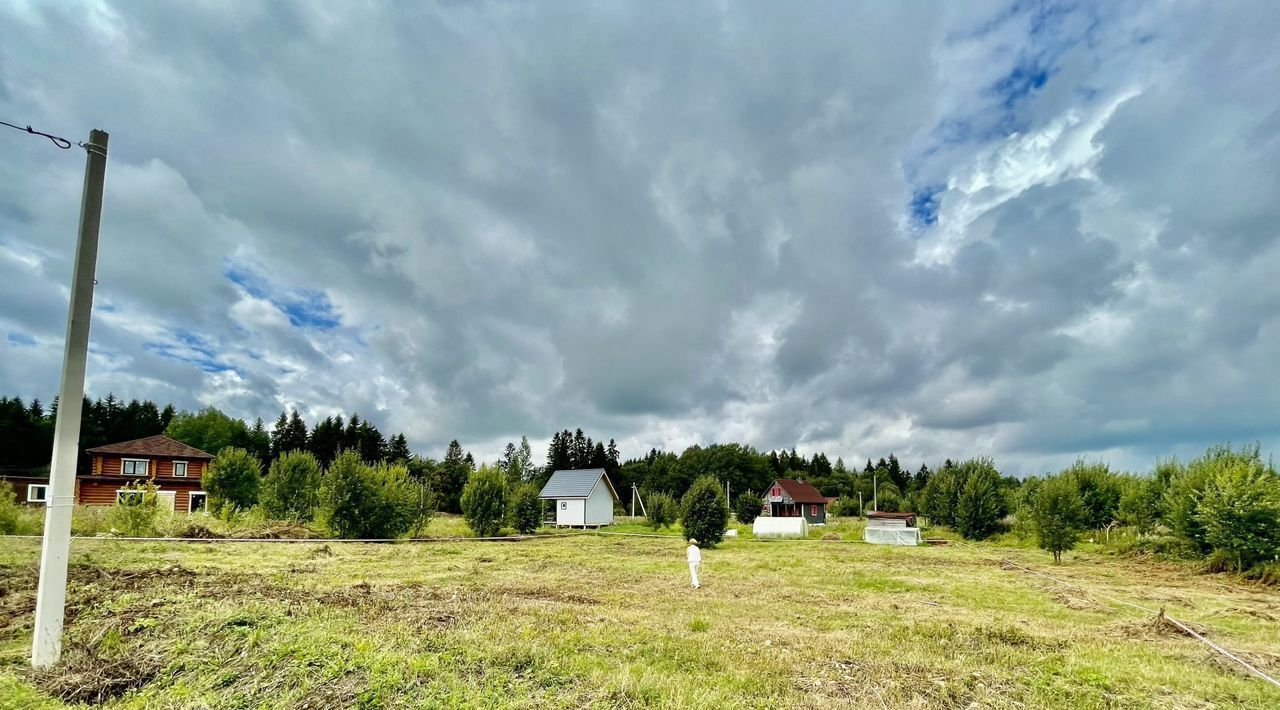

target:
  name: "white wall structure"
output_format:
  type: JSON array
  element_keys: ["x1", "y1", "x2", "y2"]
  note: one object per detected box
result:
[
  {"x1": 864, "y1": 525, "x2": 922, "y2": 546},
  {"x1": 556, "y1": 498, "x2": 586, "y2": 526},
  {"x1": 753, "y1": 517, "x2": 808, "y2": 538}
]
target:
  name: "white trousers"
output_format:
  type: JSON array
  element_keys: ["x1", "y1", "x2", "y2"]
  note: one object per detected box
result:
[{"x1": 689, "y1": 561, "x2": 701, "y2": 587}]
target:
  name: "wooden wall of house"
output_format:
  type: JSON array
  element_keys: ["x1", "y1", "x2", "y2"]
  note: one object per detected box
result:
[
  {"x1": 78, "y1": 480, "x2": 122, "y2": 506},
  {"x1": 94, "y1": 455, "x2": 205, "y2": 479},
  {"x1": 77, "y1": 479, "x2": 204, "y2": 510}
]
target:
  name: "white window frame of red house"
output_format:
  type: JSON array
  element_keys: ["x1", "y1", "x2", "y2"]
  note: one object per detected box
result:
[
  {"x1": 116, "y1": 489, "x2": 146, "y2": 505},
  {"x1": 28, "y1": 484, "x2": 49, "y2": 503},
  {"x1": 121, "y1": 458, "x2": 149, "y2": 476},
  {"x1": 189, "y1": 491, "x2": 208, "y2": 513},
  {"x1": 172, "y1": 460, "x2": 188, "y2": 477}
]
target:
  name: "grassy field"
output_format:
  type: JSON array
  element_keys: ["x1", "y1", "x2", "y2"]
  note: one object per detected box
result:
[{"x1": 1, "y1": 520, "x2": 1277, "y2": 708}]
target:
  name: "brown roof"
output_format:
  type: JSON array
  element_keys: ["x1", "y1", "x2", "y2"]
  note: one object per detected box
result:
[
  {"x1": 85, "y1": 435, "x2": 213, "y2": 459},
  {"x1": 774, "y1": 479, "x2": 827, "y2": 504},
  {"x1": 867, "y1": 511, "x2": 917, "y2": 521}
]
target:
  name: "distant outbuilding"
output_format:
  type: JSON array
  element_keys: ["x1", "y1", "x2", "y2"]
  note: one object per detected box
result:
[
  {"x1": 763, "y1": 479, "x2": 828, "y2": 524},
  {"x1": 539, "y1": 468, "x2": 620, "y2": 527}
]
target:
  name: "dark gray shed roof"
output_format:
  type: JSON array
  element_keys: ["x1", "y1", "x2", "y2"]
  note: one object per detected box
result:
[{"x1": 539, "y1": 468, "x2": 619, "y2": 501}]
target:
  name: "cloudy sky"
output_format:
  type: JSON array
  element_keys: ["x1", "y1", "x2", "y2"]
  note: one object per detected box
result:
[{"x1": 2, "y1": 1, "x2": 1278, "y2": 474}]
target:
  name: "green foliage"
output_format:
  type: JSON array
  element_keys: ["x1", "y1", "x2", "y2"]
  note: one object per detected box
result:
[
  {"x1": 318, "y1": 451, "x2": 426, "y2": 539},
  {"x1": 508, "y1": 483, "x2": 543, "y2": 534},
  {"x1": 204, "y1": 447, "x2": 263, "y2": 514},
  {"x1": 954, "y1": 458, "x2": 1005, "y2": 540},
  {"x1": 680, "y1": 475, "x2": 729, "y2": 546},
  {"x1": 1064, "y1": 459, "x2": 1124, "y2": 529},
  {"x1": 1116, "y1": 475, "x2": 1162, "y2": 533},
  {"x1": 105, "y1": 479, "x2": 161, "y2": 536},
  {"x1": 1164, "y1": 444, "x2": 1263, "y2": 554},
  {"x1": 436, "y1": 440, "x2": 474, "y2": 514},
  {"x1": 259, "y1": 450, "x2": 322, "y2": 521},
  {"x1": 0, "y1": 482, "x2": 22, "y2": 535},
  {"x1": 1194, "y1": 455, "x2": 1280, "y2": 572},
  {"x1": 165, "y1": 407, "x2": 253, "y2": 458},
  {"x1": 461, "y1": 464, "x2": 507, "y2": 537},
  {"x1": 921, "y1": 465, "x2": 964, "y2": 527},
  {"x1": 1031, "y1": 475, "x2": 1085, "y2": 563},
  {"x1": 645, "y1": 491, "x2": 678, "y2": 530},
  {"x1": 734, "y1": 491, "x2": 763, "y2": 524},
  {"x1": 874, "y1": 482, "x2": 904, "y2": 513}
]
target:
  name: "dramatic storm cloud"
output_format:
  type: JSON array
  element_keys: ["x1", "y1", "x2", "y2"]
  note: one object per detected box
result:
[{"x1": 2, "y1": 1, "x2": 1277, "y2": 473}]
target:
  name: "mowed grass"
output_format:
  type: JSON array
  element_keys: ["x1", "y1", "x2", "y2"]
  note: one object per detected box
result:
[{"x1": 1, "y1": 526, "x2": 1278, "y2": 708}]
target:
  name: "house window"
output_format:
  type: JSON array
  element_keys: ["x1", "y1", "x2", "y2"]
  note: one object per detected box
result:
[
  {"x1": 122, "y1": 458, "x2": 149, "y2": 476},
  {"x1": 116, "y1": 489, "x2": 145, "y2": 505},
  {"x1": 560, "y1": 501, "x2": 567, "y2": 510},
  {"x1": 772, "y1": 486, "x2": 781, "y2": 497},
  {"x1": 189, "y1": 492, "x2": 208, "y2": 513},
  {"x1": 27, "y1": 484, "x2": 48, "y2": 503},
  {"x1": 810, "y1": 504, "x2": 818, "y2": 516},
  {"x1": 172, "y1": 461, "x2": 188, "y2": 477}
]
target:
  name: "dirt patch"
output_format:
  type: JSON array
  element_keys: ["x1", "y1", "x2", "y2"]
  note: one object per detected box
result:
[
  {"x1": 1050, "y1": 590, "x2": 1109, "y2": 612},
  {"x1": 314, "y1": 582, "x2": 472, "y2": 628},
  {"x1": 496, "y1": 585, "x2": 600, "y2": 606},
  {"x1": 821, "y1": 533, "x2": 841, "y2": 541},
  {"x1": 1106, "y1": 617, "x2": 1188, "y2": 641},
  {"x1": 293, "y1": 672, "x2": 367, "y2": 709},
  {"x1": 29, "y1": 640, "x2": 163, "y2": 705},
  {"x1": 0, "y1": 564, "x2": 38, "y2": 639},
  {"x1": 1205, "y1": 605, "x2": 1280, "y2": 622},
  {"x1": 803, "y1": 658, "x2": 1020, "y2": 708}
]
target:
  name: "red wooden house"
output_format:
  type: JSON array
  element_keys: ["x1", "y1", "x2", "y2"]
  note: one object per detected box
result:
[
  {"x1": 763, "y1": 478, "x2": 828, "y2": 524},
  {"x1": 79, "y1": 435, "x2": 213, "y2": 512}
]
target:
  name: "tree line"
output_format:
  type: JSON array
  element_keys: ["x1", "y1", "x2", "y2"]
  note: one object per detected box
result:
[{"x1": 4, "y1": 392, "x2": 1276, "y2": 576}]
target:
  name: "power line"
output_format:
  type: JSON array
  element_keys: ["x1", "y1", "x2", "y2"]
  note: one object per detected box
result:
[{"x1": 0, "y1": 119, "x2": 80, "y2": 150}]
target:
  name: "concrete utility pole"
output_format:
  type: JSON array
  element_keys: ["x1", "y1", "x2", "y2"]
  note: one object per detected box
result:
[{"x1": 32, "y1": 129, "x2": 108, "y2": 669}]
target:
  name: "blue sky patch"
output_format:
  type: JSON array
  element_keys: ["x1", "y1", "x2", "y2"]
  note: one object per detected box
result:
[
  {"x1": 144, "y1": 330, "x2": 237, "y2": 374},
  {"x1": 7, "y1": 331, "x2": 36, "y2": 347},
  {"x1": 909, "y1": 185, "x2": 945, "y2": 228},
  {"x1": 223, "y1": 259, "x2": 341, "y2": 331}
]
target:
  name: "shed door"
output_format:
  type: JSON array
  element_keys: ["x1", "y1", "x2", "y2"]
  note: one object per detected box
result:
[{"x1": 156, "y1": 491, "x2": 176, "y2": 511}]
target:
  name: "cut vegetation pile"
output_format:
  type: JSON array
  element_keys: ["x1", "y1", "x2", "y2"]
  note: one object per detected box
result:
[{"x1": 0, "y1": 534, "x2": 1277, "y2": 709}]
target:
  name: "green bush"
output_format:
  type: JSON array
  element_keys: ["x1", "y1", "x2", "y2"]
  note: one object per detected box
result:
[
  {"x1": 1065, "y1": 459, "x2": 1124, "y2": 530},
  {"x1": 680, "y1": 475, "x2": 728, "y2": 546},
  {"x1": 921, "y1": 466, "x2": 963, "y2": 527},
  {"x1": 874, "y1": 482, "x2": 905, "y2": 513},
  {"x1": 319, "y1": 451, "x2": 425, "y2": 539},
  {"x1": 645, "y1": 492, "x2": 678, "y2": 530},
  {"x1": 260, "y1": 450, "x2": 322, "y2": 521},
  {"x1": 1165, "y1": 444, "x2": 1272, "y2": 559},
  {"x1": 1031, "y1": 474, "x2": 1085, "y2": 563},
  {"x1": 507, "y1": 483, "x2": 542, "y2": 535},
  {"x1": 105, "y1": 479, "x2": 161, "y2": 536},
  {"x1": 1117, "y1": 475, "x2": 1162, "y2": 533},
  {"x1": 205, "y1": 447, "x2": 263, "y2": 515},
  {"x1": 734, "y1": 491, "x2": 763, "y2": 524},
  {"x1": 1195, "y1": 456, "x2": 1280, "y2": 573},
  {"x1": 0, "y1": 482, "x2": 23, "y2": 535},
  {"x1": 954, "y1": 458, "x2": 1004, "y2": 540},
  {"x1": 461, "y1": 464, "x2": 507, "y2": 537}
]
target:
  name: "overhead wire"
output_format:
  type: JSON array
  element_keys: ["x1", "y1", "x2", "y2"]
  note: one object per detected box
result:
[{"x1": 0, "y1": 119, "x2": 81, "y2": 150}]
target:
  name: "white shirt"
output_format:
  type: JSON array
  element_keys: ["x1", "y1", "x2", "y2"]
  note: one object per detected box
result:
[{"x1": 687, "y1": 544, "x2": 702, "y2": 563}]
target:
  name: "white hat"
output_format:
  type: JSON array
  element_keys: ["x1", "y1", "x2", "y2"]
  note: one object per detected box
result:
[{"x1": 689, "y1": 538, "x2": 698, "y2": 545}]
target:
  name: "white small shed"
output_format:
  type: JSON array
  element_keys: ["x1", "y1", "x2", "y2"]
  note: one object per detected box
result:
[{"x1": 539, "y1": 468, "x2": 620, "y2": 527}]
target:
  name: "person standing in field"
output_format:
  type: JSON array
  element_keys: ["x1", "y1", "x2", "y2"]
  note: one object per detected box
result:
[{"x1": 687, "y1": 538, "x2": 702, "y2": 589}]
